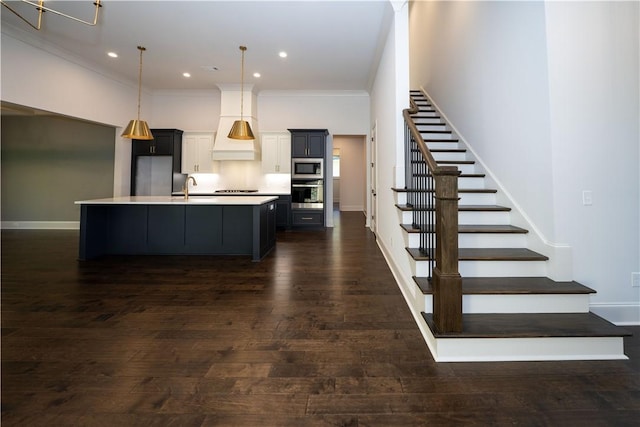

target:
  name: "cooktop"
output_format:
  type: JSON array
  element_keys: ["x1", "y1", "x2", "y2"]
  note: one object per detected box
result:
[{"x1": 214, "y1": 189, "x2": 259, "y2": 193}]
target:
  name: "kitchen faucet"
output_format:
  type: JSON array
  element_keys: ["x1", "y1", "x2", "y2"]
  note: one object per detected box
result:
[{"x1": 183, "y1": 175, "x2": 197, "y2": 199}]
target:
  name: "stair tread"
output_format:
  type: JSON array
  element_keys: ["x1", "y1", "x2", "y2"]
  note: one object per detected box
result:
[
  {"x1": 414, "y1": 173, "x2": 485, "y2": 178},
  {"x1": 407, "y1": 247, "x2": 549, "y2": 261},
  {"x1": 411, "y1": 159, "x2": 475, "y2": 165},
  {"x1": 413, "y1": 276, "x2": 596, "y2": 295},
  {"x1": 437, "y1": 160, "x2": 475, "y2": 165},
  {"x1": 393, "y1": 187, "x2": 496, "y2": 194},
  {"x1": 401, "y1": 224, "x2": 528, "y2": 234},
  {"x1": 422, "y1": 312, "x2": 631, "y2": 339},
  {"x1": 396, "y1": 203, "x2": 510, "y2": 212}
]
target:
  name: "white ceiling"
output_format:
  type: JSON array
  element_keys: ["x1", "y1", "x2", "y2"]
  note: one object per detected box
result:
[{"x1": 1, "y1": 0, "x2": 393, "y2": 93}]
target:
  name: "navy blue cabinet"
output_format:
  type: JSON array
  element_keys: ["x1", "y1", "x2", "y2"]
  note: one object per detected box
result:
[
  {"x1": 289, "y1": 129, "x2": 327, "y2": 158},
  {"x1": 78, "y1": 200, "x2": 276, "y2": 261}
]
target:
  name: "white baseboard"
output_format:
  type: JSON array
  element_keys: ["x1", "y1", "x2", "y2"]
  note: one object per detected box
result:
[
  {"x1": 1, "y1": 221, "x2": 80, "y2": 230},
  {"x1": 590, "y1": 303, "x2": 640, "y2": 326}
]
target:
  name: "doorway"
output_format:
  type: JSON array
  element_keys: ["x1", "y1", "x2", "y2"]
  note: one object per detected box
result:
[{"x1": 332, "y1": 135, "x2": 367, "y2": 214}]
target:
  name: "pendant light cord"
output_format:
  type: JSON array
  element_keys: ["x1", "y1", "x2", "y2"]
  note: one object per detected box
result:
[
  {"x1": 239, "y1": 46, "x2": 246, "y2": 121},
  {"x1": 137, "y1": 46, "x2": 146, "y2": 121}
]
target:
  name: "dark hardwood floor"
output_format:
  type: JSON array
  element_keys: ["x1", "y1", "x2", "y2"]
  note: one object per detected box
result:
[{"x1": 2, "y1": 211, "x2": 639, "y2": 426}]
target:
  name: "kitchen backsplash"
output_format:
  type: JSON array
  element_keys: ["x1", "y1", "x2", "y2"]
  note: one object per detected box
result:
[{"x1": 184, "y1": 160, "x2": 290, "y2": 194}]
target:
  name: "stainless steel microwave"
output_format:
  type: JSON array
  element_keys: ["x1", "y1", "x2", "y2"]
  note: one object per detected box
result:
[{"x1": 292, "y1": 158, "x2": 323, "y2": 179}]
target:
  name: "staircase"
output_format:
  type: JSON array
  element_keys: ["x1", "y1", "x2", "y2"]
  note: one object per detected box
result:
[{"x1": 394, "y1": 89, "x2": 631, "y2": 361}]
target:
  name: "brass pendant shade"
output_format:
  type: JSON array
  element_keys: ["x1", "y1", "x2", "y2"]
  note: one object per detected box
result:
[
  {"x1": 122, "y1": 46, "x2": 153, "y2": 140},
  {"x1": 228, "y1": 120, "x2": 255, "y2": 140},
  {"x1": 228, "y1": 45, "x2": 255, "y2": 140},
  {"x1": 121, "y1": 119, "x2": 153, "y2": 140}
]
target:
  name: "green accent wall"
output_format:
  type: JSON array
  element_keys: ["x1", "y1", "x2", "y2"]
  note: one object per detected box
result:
[{"x1": 1, "y1": 114, "x2": 115, "y2": 222}]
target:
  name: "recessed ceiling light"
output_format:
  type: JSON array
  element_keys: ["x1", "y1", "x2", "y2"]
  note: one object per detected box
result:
[
  {"x1": 183, "y1": 72, "x2": 191, "y2": 78},
  {"x1": 253, "y1": 72, "x2": 261, "y2": 78},
  {"x1": 279, "y1": 51, "x2": 287, "y2": 58},
  {"x1": 107, "y1": 52, "x2": 118, "y2": 58}
]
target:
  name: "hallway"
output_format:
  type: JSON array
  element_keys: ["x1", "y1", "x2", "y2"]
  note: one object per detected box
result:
[{"x1": 2, "y1": 212, "x2": 639, "y2": 426}]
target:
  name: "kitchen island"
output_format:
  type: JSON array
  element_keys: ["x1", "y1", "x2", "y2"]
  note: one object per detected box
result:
[{"x1": 75, "y1": 196, "x2": 277, "y2": 261}]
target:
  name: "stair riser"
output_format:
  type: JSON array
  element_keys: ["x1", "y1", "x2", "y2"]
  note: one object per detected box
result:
[
  {"x1": 458, "y1": 233, "x2": 526, "y2": 248},
  {"x1": 431, "y1": 152, "x2": 467, "y2": 162},
  {"x1": 412, "y1": 111, "x2": 439, "y2": 117},
  {"x1": 404, "y1": 177, "x2": 487, "y2": 189},
  {"x1": 427, "y1": 334, "x2": 627, "y2": 362},
  {"x1": 405, "y1": 232, "x2": 526, "y2": 249},
  {"x1": 417, "y1": 124, "x2": 448, "y2": 131},
  {"x1": 394, "y1": 192, "x2": 495, "y2": 206},
  {"x1": 401, "y1": 210, "x2": 510, "y2": 225},
  {"x1": 413, "y1": 118, "x2": 443, "y2": 125},
  {"x1": 426, "y1": 141, "x2": 460, "y2": 150},
  {"x1": 458, "y1": 193, "x2": 496, "y2": 205},
  {"x1": 459, "y1": 260, "x2": 547, "y2": 277},
  {"x1": 458, "y1": 177, "x2": 486, "y2": 189},
  {"x1": 423, "y1": 294, "x2": 591, "y2": 314},
  {"x1": 421, "y1": 132, "x2": 454, "y2": 140},
  {"x1": 411, "y1": 259, "x2": 547, "y2": 278},
  {"x1": 459, "y1": 211, "x2": 511, "y2": 225},
  {"x1": 438, "y1": 163, "x2": 475, "y2": 174}
]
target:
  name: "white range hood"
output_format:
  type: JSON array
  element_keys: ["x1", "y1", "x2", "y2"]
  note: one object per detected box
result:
[{"x1": 212, "y1": 84, "x2": 260, "y2": 161}]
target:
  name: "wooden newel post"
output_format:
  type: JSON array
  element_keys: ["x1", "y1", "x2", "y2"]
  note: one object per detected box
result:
[{"x1": 432, "y1": 169, "x2": 463, "y2": 333}]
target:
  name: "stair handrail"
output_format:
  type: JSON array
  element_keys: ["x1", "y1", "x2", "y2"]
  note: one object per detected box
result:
[
  {"x1": 403, "y1": 96, "x2": 463, "y2": 333},
  {"x1": 403, "y1": 99, "x2": 443, "y2": 173}
]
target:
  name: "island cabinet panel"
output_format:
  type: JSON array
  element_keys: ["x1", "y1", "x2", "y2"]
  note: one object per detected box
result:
[
  {"x1": 77, "y1": 197, "x2": 277, "y2": 261},
  {"x1": 107, "y1": 205, "x2": 148, "y2": 254},
  {"x1": 78, "y1": 205, "x2": 109, "y2": 260},
  {"x1": 184, "y1": 206, "x2": 223, "y2": 253},
  {"x1": 147, "y1": 206, "x2": 185, "y2": 253},
  {"x1": 221, "y1": 206, "x2": 254, "y2": 254},
  {"x1": 257, "y1": 202, "x2": 277, "y2": 257}
]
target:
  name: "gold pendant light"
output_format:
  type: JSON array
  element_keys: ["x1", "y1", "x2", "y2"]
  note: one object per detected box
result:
[
  {"x1": 122, "y1": 46, "x2": 153, "y2": 140},
  {"x1": 228, "y1": 46, "x2": 255, "y2": 140}
]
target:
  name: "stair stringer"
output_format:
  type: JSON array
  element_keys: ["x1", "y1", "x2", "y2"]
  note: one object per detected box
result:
[
  {"x1": 374, "y1": 233, "x2": 440, "y2": 359},
  {"x1": 418, "y1": 86, "x2": 573, "y2": 282}
]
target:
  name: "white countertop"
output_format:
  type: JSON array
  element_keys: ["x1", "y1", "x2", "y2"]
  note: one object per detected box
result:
[
  {"x1": 175, "y1": 191, "x2": 291, "y2": 196},
  {"x1": 75, "y1": 195, "x2": 278, "y2": 206}
]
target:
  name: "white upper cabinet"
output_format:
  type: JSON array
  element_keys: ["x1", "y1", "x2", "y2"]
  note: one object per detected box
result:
[
  {"x1": 261, "y1": 132, "x2": 291, "y2": 174},
  {"x1": 182, "y1": 132, "x2": 216, "y2": 173}
]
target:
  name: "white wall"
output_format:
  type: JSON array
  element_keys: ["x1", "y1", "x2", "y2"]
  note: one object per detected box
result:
[
  {"x1": 257, "y1": 91, "x2": 370, "y2": 134},
  {"x1": 409, "y1": 1, "x2": 640, "y2": 323},
  {"x1": 370, "y1": 1, "x2": 422, "y2": 311},
  {"x1": 410, "y1": 0, "x2": 556, "y2": 239},
  {"x1": 152, "y1": 90, "x2": 221, "y2": 132},
  {"x1": 545, "y1": 1, "x2": 640, "y2": 323}
]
